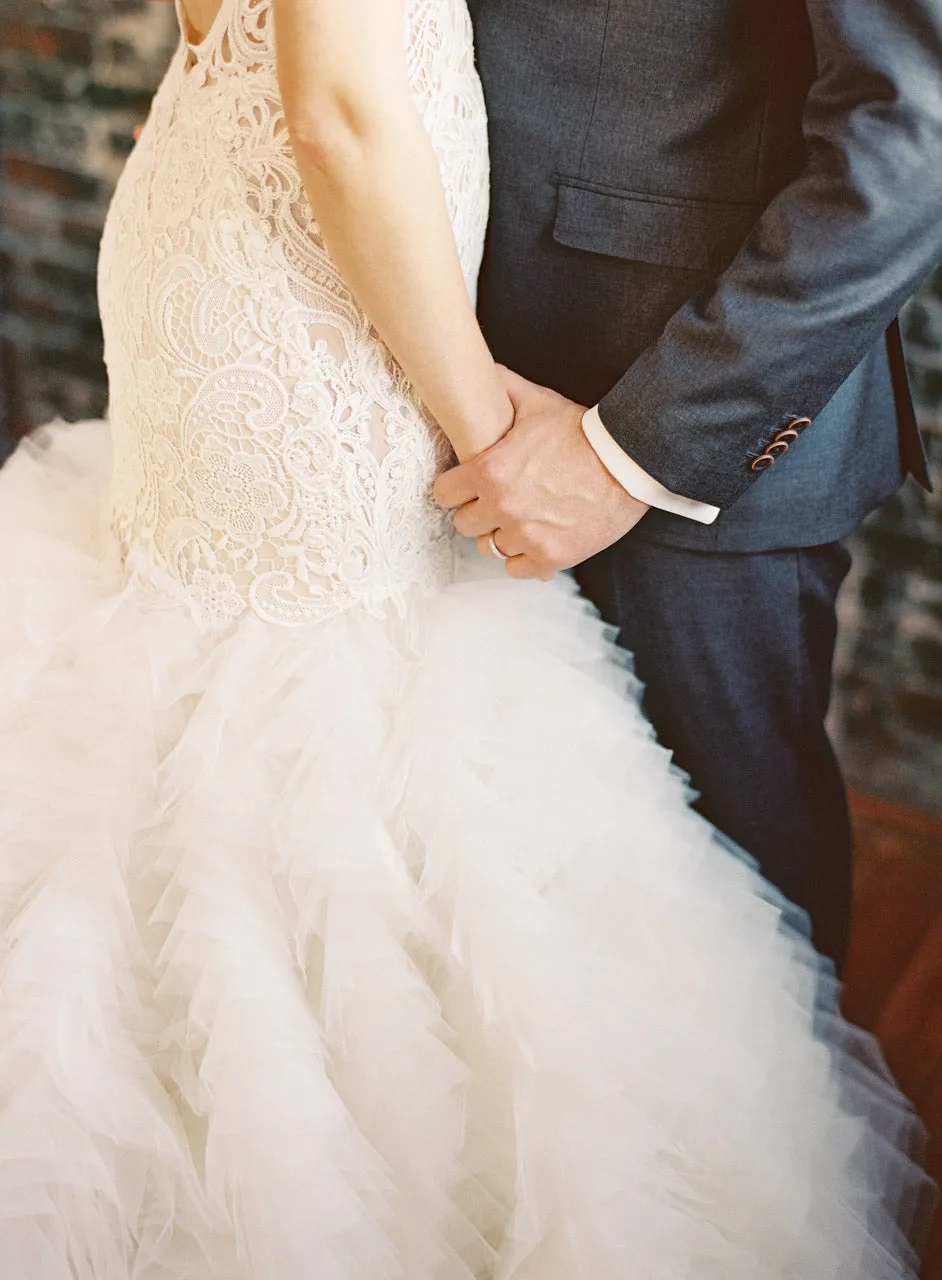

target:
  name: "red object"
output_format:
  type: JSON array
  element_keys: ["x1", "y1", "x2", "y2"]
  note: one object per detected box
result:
[{"x1": 844, "y1": 791, "x2": 942, "y2": 1280}]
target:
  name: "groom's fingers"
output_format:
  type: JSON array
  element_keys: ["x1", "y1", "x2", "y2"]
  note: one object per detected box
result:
[
  {"x1": 506, "y1": 554, "x2": 554, "y2": 582},
  {"x1": 471, "y1": 528, "x2": 552, "y2": 580},
  {"x1": 453, "y1": 498, "x2": 497, "y2": 538},
  {"x1": 476, "y1": 532, "x2": 502, "y2": 560},
  {"x1": 475, "y1": 528, "x2": 517, "y2": 560},
  {"x1": 433, "y1": 461, "x2": 480, "y2": 509}
]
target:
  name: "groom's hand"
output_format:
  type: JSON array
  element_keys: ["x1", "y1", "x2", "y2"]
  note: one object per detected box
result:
[{"x1": 433, "y1": 367, "x2": 649, "y2": 580}]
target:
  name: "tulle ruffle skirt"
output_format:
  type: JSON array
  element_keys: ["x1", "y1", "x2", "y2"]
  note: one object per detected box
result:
[{"x1": 0, "y1": 419, "x2": 934, "y2": 1278}]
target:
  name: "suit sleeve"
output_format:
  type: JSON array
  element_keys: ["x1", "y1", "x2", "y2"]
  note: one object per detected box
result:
[
  {"x1": 596, "y1": 0, "x2": 942, "y2": 509},
  {"x1": 581, "y1": 406, "x2": 721, "y2": 523}
]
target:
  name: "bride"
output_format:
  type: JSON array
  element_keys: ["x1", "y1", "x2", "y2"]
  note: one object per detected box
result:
[{"x1": 0, "y1": 0, "x2": 934, "y2": 1275}]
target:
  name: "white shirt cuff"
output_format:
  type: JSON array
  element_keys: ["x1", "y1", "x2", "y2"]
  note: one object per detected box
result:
[{"x1": 581, "y1": 404, "x2": 720, "y2": 526}]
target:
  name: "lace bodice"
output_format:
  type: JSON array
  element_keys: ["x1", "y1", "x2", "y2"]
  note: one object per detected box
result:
[{"x1": 97, "y1": 0, "x2": 489, "y2": 626}]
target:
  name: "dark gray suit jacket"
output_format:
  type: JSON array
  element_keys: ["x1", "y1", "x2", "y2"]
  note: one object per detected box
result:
[{"x1": 467, "y1": 0, "x2": 942, "y2": 551}]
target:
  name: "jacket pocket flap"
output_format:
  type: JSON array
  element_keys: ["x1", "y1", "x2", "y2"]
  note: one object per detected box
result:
[{"x1": 552, "y1": 180, "x2": 763, "y2": 272}]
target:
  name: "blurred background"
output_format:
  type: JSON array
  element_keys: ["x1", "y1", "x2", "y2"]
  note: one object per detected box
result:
[{"x1": 1, "y1": 0, "x2": 941, "y2": 1272}]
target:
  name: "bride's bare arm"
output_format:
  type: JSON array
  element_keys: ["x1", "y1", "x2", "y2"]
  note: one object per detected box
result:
[{"x1": 273, "y1": 0, "x2": 512, "y2": 462}]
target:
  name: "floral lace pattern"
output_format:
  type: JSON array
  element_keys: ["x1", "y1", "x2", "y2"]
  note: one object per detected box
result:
[{"x1": 97, "y1": 0, "x2": 489, "y2": 626}]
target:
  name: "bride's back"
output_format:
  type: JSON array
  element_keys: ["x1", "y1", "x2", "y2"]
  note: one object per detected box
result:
[{"x1": 178, "y1": 0, "x2": 222, "y2": 44}]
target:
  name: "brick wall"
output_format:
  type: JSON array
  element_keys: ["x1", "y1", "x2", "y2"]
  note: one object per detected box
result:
[
  {"x1": 2, "y1": 1, "x2": 941, "y2": 814},
  {"x1": 0, "y1": 0, "x2": 178, "y2": 436},
  {"x1": 833, "y1": 298, "x2": 942, "y2": 814}
]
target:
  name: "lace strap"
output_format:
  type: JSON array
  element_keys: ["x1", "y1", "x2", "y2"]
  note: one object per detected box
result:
[{"x1": 173, "y1": 0, "x2": 274, "y2": 74}]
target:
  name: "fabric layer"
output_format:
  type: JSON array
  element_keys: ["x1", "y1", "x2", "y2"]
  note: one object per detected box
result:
[{"x1": 0, "y1": 419, "x2": 932, "y2": 1279}]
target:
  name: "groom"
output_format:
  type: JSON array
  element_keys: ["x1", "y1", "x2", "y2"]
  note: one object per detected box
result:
[{"x1": 438, "y1": 0, "x2": 942, "y2": 971}]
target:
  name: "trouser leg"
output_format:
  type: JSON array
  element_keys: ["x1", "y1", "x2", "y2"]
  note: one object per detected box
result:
[{"x1": 574, "y1": 538, "x2": 854, "y2": 972}]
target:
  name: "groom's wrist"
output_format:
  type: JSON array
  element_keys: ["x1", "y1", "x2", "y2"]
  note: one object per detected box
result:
[{"x1": 581, "y1": 406, "x2": 720, "y2": 526}]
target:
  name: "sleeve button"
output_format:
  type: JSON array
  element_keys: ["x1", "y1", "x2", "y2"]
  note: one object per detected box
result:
[{"x1": 750, "y1": 454, "x2": 776, "y2": 472}]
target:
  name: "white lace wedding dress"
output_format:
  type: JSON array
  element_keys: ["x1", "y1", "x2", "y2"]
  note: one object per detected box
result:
[{"x1": 0, "y1": 0, "x2": 933, "y2": 1276}]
